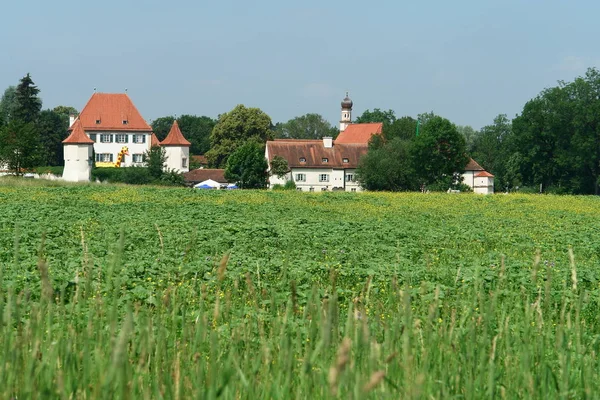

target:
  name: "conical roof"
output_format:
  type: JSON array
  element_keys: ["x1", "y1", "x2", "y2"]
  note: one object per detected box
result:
[
  {"x1": 160, "y1": 120, "x2": 191, "y2": 146},
  {"x1": 63, "y1": 119, "x2": 94, "y2": 144}
]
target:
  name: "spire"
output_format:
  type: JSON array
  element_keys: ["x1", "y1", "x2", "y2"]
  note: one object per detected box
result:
[
  {"x1": 160, "y1": 120, "x2": 191, "y2": 146},
  {"x1": 62, "y1": 119, "x2": 94, "y2": 144}
]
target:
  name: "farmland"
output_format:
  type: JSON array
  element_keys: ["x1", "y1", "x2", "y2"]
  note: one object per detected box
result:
[{"x1": 1, "y1": 179, "x2": 600, "y2": 398}]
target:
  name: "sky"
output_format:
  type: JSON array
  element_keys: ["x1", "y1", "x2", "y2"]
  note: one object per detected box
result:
[{"x1": 1, "y1": 0, "x2": 599, "y2": 130}]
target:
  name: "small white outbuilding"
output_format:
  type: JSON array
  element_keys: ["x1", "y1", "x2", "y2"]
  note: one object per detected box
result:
[{"x1": 62, "y1": 119, "x2": 94, "y2": 182}]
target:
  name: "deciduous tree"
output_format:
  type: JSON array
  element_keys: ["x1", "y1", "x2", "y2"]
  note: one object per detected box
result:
[
  {"x1": 274, "y1": 113, "x2": 338, "y2": 139},
  {"x1": 0, "y1": 120, "x2": 41, "y2": 175},
  {"x1": 206, "y1": 105, "x2": 273, "y2": 168},
  {"x1": 224, "y1": 141, "x2": 268, "y2": 189}
]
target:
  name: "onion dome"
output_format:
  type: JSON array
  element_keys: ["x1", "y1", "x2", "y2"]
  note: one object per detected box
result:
[{"x1": 341, "y1": 92, "x2": 353, "y2": 109}]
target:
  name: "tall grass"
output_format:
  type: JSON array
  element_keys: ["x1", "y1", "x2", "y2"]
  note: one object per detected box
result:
[{"x1": 2, "y1": 236, "x2": 599, "y2": 399}]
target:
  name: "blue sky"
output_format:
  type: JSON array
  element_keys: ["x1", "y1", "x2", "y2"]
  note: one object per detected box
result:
[{"x1": 1, "y1": 0, "x2": 598, "y2": 129}]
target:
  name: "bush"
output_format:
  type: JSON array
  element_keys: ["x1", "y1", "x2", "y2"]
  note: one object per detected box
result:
[{"x1": 284, "y1": 180, "x2": 296, "y2": 190}]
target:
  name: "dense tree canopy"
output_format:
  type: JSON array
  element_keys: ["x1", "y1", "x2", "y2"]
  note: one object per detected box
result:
[
  {"x1": 0, "y1": 86, "x2": 17, "y2": 124},
  {"x1": 206, "y1": 105, "x2": 273, "y2": 168},
  {"x1": 0, "y1": 120, "x2": 41, "y2": 174},
  {"x1": 38, "y1": 109, "x2": 67, "y2": 166},
  {"x1": 274, "y1": 113, "x2": 338, "y2": 139},
  {"x1": 357, "y1": 138, "x2": 417, "y2": 191},
  {"x1": 14, "y1": 73, "x2": 41, "y2": 124},
  {"x1": 224, "y1": 141, "x2": 268, "y2": 189}
]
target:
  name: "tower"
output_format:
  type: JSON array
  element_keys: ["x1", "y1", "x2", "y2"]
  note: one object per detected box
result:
[
  {"x1": 62, "y1": 119, "x2": 94, "y2": 182},
  {"x1": 340, "y1": 92, "x2": 353, "y2": 132},
  {"x1": 160, "y1": 120, "x2": 191, "y2": 173}
]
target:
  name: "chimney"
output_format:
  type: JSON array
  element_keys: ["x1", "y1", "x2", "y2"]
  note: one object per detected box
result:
[
  {"x1": 323, "y1": 137, "x2": 333, "y2": 148},
  {"x1": 69, "y1": 114, "x2": 76, "y2": 128}
]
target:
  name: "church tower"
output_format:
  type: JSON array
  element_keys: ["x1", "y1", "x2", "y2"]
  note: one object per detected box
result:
[{"x1": 340, "y1": 92, "x2": 353, "y2": 132}]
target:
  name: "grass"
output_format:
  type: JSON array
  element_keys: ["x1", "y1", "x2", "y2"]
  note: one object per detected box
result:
[{"x1": 1, "y1": 179, "x2": 600, "y2": 398}]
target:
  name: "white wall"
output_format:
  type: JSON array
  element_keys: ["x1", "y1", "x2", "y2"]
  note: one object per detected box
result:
[
  {"x1": 473, "y1": 176, "x2": 494, "y2": 194},
  {"x1": 163, "y1": 146, "x2": 190, "y2": 173},
  {"x1": 462, "y1": 171, "x2": 475, "y2": 189},
  {"x1": 88, "y1": 132, "x2": 151, "y2": 167},
  {"x1": 268, "y1": 167, "x2": 363, "y2": 192},
  {"x1": 63, "y1": 144, "x2": 93, "y2": 182}
]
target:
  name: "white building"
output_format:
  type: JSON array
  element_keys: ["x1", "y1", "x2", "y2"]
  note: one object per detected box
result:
[
  {"x1": 62, "y1": 92, "x2": 192, "y2": 180},
  {"x1": 462, "y1": 158, "x2": 494, "y2": 194},
  {"x1": 160, "y1": 120, "x2": 191, "y2": 173},
  {"x1": 69, "y1": 93, "x2": 159, "y2": 167},
  {"x1": 266, "y1": 93, "x2": 383, "y2": 192},
  {"x1": 62, "y1": 119, "x2": 94, "y2": 182}
]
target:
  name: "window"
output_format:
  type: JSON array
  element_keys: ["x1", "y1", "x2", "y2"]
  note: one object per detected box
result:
[
  {"x1": 95, "y1": 119, "x2": 101, "y2": 124},
  {"x1": 295, "y1": 173, "x2": 306, "y2": 182},
  {"x1": 132, "y1": 154, "x2": 144, "y2": 163},
  {"x1": 351, "y1": 188, "x2": 357, "y2": 192},
  {"x1": 95, "y1": 153, "x2": 113, "y2": 162},
  {"x1": 116, "y1": 134, "x2": 128, "y2": 143},
  {"x1": 100, "y1": 134, "x2": 112, "y2": 143},
  {"x1": 321, "y1": 187, "x2": 328, "y2": 191},
  {"x1": 342, "y1": 158, "x2": 349, "y2": 163},
  {"x1": 133, "y1": 134, "x2": 146, "y2": 144},
  {"x1": 182, "y1": 158, "x2": 188, "y2": 168},
  {"x1": 89, "y1": 134, "x2": 97, "y2": 142},
  {"x1": 319, "y1": 174, "x2": 329, "y2": 182},
  {"x1": 322, "y1": 158, "x2": 328, "y2": 163},
  {"x1": 296, "y1": 188, "x2": 303, "y2": 191},
  {"x1": 309, "y1": 187, "x2": 315, "y2": 192},
  {"x1": 122, "y1": 120, "x2": 128, "y2": 125},
  {"x1": 299, "y1": 157, "x2": 306, "y2": 163},
  {"x1": 346, "y1": 174, "x2": 355, "y2": 182}
]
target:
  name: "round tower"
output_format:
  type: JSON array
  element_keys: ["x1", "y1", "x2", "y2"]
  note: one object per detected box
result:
[
  {"x1": 340, "y1": 92, "x2": 353, "y2": 132},
  {"x1": 62, "y1": 119, "x2": 94, "y2": 182}
]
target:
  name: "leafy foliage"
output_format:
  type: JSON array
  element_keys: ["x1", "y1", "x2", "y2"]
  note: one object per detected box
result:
[
  {"x1": 144, "y1": 145, "x2": 167, "y2": 179},
  {"x1": 151, "y1": 115, "x2": 215, "y2": 155},
  {"x1": 224, "y1": 141, "x2": 268, "y2": 188},
  {"x1": 0, "y1": 120, "x2": 41, "y2": 174},
  {"x1": 269, "y1": 155, "x2": 289, "y2": 179},
  {"x1": 206, "y1": 105, "x2": 273, "y2": 168},
  {"x1": 274, "y1": 113, "x2": 338, "y2": 139},
  {"x1": 14, "y1": 73, "x2": 41, "y2": 124}
]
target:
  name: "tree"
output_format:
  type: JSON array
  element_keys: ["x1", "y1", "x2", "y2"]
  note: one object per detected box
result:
[
  {"x1": 38, "y1": 109, "x2": 68, "y2": 166},
  {"x1": 144, "y1": 145, "x2": 167, "y2": 179},
  {"x1": 206, "y1": 105, "x2": 273, "y2": 168},
  {"x1": 52, "y1": 105, "x2": 79, "y2": 122},
  {"x1": 14, "y1": 73, "x2": 41, "y2": 124},
  {"x1": 274, "y1": 113, "x2": 338, "y2": 139},
  {"x1": 471, "y1": 115, "x2": 514, "y2": 190},
  {"x1": 355, "y1": 108, "x2": 396, "y2": 125},
  {"x1": 270, "y1": 155, "x2": 289, "y2": 179},
  {"x1": 0, "y1": 120, "x2": 41, "y2": 175},
  {"x1": 357, "y1": 138, "x2": 417, "y2": 191},
  {"x1": 224, "y1": 141, "x2": 268, "y2": 189},
  {"x1": 0, "y1": 86, "x2": 17, "y2": 125},
  {"x1": 456, "y1": 125, "x2": 478, "y2": 152},
  {"x1": 412, "y1": 115, "x2": 469, "y2": 188},
  {"x1": 151, "y1": 115, "x2": 216, "y2": 155}
]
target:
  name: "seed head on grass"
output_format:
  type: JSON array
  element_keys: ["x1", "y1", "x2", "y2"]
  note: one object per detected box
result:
[
  {"x1": 328, "y1": 337, "x2": 351, "y2": 396},
  {"x1": 362, "y1": 370, "x2": 385, "y2": 393}
]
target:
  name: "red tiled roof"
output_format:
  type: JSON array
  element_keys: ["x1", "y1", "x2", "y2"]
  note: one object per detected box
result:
[
  {"x1": 465, "y1": 158, "x2": 485, "y2": 171},
  {"x1": 183, "y1": 168, "x2": 227, "y2": 183},
  {"x1": 150, "y1": 133, "x2": 160, "y2": 147},
  {"x1": 475, "y1": 171, "x2": 494, "y2": 178},
  {"x1": 62, "y1": 119, "x2": 94, "y2": 144},
  {"x1": 335, "y1": 123, "x2": 383, "y2": 144},
  {"x1": 266, "y1": 140, "x2": 367, "y2": 168},
  {"x1": 160, "y1": 120, "x2": 191, "y2": 146},
  {"x1": 75, "y1": 93, "x2": 152, "y2": 132}
]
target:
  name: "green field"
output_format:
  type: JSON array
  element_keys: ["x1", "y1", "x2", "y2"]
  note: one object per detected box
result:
[{"x1": 1, "y1": 180, "x2": 600, "y2": 398}]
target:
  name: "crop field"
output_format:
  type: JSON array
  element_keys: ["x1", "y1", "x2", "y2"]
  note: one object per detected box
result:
[{"x1": 1, "y1": 179, "x2": 600, "y2": 398}]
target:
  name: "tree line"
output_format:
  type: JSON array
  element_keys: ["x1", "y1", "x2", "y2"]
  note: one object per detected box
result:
[{"x1": 2, "y1": 68, "x2": 600, "y2": 193}]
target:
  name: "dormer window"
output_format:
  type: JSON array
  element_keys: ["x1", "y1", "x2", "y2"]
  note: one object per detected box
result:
[
  {"x1": 122, "y1": 120, "x2": 128, "y2": 125},
  {"x1": 343, "y1": 158, "x2": 349, "y2": 163},
  {"x1": 95, "y1": 119, "x2": 101, "y2": 124},
  {"x1": 322, "y1": 158, "x2": 328, "y2": 163},
  {"x1": 299, "y1": 157, "x2": 306, "y2": 163}
]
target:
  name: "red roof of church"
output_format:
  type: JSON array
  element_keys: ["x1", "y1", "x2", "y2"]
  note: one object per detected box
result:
[
  {"x1": 62, "y1": 119, "x2": 94, "y2": 144},
  {"x1": 160, "y1": 120, "x2": 191, "y2": 146},
  {"x1": 266, "y1": 140, "x2": 367, "y2": 168},
  {"x1": 75, "y1": 93, "x2": 152, "y2": 132},
  {"x1": 335, "y1": 123, "x2": 383, "y2": 144},
  {"x1": 475, "y1": 171, "x2": 494, "y2": 178}
]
